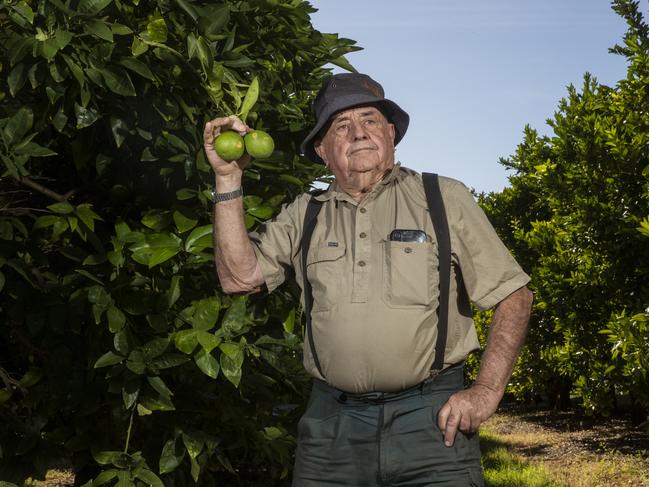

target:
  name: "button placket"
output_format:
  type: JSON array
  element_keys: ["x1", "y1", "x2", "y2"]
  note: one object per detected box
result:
[{"x1": 352, "y1": 204, "x2": 371, "y2": 302}]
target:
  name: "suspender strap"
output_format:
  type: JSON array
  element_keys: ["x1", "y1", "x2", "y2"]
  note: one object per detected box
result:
[
  {"x1": 422, "y1": 173, "x2": 451, "y2": 371},
  {"x1": 301, "y1": 194, "x2": 325, "y2": 378}
]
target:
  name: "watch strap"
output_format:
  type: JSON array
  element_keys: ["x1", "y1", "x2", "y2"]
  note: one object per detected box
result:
[{"x1": 212, "y1": 187, "x2": 243, "y2": 203}]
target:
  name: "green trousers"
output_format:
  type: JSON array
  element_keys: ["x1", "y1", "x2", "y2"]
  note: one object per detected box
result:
[{"x1": 292, "y1": 365, "x2": 484, "y2": 487}]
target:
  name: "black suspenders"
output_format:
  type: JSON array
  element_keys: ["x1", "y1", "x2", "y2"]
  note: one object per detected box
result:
[
  {"x1": 300, "y1": 173, "x2": 457, "y2": 379},
  {"x1": 301, "y1": 194, "x2": 325, "y2": 377},
  {"x1": 422, "y1": 173, "x2": 452, "y2": 372}
]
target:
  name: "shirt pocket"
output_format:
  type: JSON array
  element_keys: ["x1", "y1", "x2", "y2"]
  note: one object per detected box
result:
[
  {"x1": 382, "y1": 240, "x2": 439, "y2": 308},
  {"x1": 305, "y1": 244, "x2": 346, "y2": 312}
]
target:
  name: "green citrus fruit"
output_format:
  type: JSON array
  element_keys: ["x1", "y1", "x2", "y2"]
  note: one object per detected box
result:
[
  {"x1": 215, "y1": 130, "x2": 245, "y2": 161},
  {"x1": 244, "y1": 130, "x2": 275, "y2": 159}
]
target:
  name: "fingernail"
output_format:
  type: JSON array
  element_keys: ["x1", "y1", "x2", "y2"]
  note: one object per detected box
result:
[{"x1": 445, "y1": 440, "x2": 451, "y2": 447}]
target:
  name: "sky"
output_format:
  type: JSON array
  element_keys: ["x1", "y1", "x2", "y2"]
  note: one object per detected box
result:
[{"x1": 309, "y1": 0, "x2": 631, "y2": 193}]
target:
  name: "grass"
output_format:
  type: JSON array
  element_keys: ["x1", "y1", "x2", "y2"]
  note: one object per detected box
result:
[
  {"x1": 480, "y1": 429, "x2": 562, "y2": 487},
  {"x1": 480, "y1": 411, "x2": 649, "y2": 487}
]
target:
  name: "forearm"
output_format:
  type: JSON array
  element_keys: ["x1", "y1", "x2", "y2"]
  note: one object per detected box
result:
[
  {"x1": 213, "y1": 175, "x2": 265, "y2": 294},
  {"x1": 474, "y1": 286, "x2": 533, "y2": 395}
]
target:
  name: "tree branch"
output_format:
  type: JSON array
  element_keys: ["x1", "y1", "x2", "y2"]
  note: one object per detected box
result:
[{"x1": 15, "y1": 175, "x2": 75, "y2": 202}]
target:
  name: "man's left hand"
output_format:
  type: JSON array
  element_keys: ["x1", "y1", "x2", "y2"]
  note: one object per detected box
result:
[{"x1": 437, "y1": 384, "x2": 502, "y2": 447}]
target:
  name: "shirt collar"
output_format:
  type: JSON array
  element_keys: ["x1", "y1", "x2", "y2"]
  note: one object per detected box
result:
[{"x1": 314, "y1": 162, "x2": 403, "y2": 204}]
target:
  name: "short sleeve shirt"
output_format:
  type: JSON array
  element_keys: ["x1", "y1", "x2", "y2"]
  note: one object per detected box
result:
[{"x1": 250, "y1": 164, "x2": 530, "y2": 393}]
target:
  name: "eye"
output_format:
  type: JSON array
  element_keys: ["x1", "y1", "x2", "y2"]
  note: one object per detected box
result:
[{"x1": 335, "y1": 123, "x2": 349, "y2": 135}]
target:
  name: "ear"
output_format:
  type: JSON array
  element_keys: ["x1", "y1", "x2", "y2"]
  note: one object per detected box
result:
[
  {"x1": 388, "y1": 123, "x2": 396, "y2": 143},
  {"x1": 314, "y1": 140, "x2": 328, "y2": 166}
]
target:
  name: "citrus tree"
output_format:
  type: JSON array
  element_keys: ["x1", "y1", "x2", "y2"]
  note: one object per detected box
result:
[
  {"x1": 476, "y1": 0, "x2": 649, "y2": 421},
  {"x1": 0, "y1": 0, "x2": 359, "y2": 484}
]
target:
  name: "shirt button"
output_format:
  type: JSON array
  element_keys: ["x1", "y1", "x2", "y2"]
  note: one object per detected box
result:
[
  {"x1": 359, "y1": 208, "x2": 367, "y2": 214},
  {"x1": 359, "y1": 232, "x2": 367, "y2": 238},
  {"x1": 404, "y1": 247, "x2": 413, "y2": 254},
  {"x1": 358, "y1": 260, "x2": 366, "y2": 267}
]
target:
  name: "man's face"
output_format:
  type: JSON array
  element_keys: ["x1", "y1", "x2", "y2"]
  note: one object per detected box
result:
[{"x1": 314, "y1": 106, "x2": 396, "y2": 192}]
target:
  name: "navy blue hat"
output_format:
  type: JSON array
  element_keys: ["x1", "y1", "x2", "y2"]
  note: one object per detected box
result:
[{"x1": 300, "y1": 73, "x2": 410, "y2": 163}]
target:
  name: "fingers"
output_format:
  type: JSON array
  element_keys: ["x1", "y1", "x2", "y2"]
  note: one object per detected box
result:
[
  {"x1": 438, "y1": 402, "x2": 461, "y2": 447},
  {"x1": 437, "y1": 393, "x2": 482, "y2": 448},
  {"x1": 203, "y1": 115, "x2": 251, "y2": 174},
  {"x1": 204, "y1": 115, "x2": 249, "y2": 145}
]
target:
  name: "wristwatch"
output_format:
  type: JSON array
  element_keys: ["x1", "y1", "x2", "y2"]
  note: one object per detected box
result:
[{"x1": 211, "y1": 187, "x2": 243, "y2": 203}]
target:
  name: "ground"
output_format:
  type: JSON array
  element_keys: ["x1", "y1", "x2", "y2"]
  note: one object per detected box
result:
[
  {"x1": 482, "y1": 404, "x2": 649, "y2": 487},
  {"x1": 25, "y1": 405, "x2": 649, "y2": 487}
]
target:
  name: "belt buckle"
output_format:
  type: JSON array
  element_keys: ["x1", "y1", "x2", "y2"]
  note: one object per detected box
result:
[{"x1": 429, "y1": 369, "x2": 441, "y2": 380}]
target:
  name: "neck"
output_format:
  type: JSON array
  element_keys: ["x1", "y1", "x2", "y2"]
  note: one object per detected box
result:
[{"x1": 340, "y1": 166, "x2": 393, "y2": 203}]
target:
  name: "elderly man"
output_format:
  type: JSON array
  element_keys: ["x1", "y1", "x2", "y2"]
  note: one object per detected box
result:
[{"x1": 203, "y1": 73, "x2": 533, "y2": 487}]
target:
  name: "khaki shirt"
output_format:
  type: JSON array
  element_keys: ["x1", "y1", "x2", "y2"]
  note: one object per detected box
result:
[{"x1": 251, "y1": 164, "x2": 530, "y2": 393}]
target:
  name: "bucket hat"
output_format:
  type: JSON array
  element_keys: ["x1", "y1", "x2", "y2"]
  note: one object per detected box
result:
[{"x1": 300, "y1": 73, "x2": 409, "y2": 163}]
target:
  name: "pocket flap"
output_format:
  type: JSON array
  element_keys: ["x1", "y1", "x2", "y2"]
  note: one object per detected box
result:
[{"x1": 306, "y1": 244, "x2": 346, "y2": 266}]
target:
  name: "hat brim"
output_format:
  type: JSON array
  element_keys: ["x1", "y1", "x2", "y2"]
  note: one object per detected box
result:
[{"x1": 300, "y1": 94, "x2": 409, "y2": 164}]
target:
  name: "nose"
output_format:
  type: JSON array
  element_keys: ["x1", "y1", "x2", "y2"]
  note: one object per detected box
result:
[{"x1": 350, "y1": 119, "x2": 369, "y2": 140}]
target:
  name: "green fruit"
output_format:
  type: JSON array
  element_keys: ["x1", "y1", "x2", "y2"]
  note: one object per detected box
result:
[
  {"x1": 215, "y1": 131, "x2": 245, "y2": 161},
  {"x1": 244, "y1": 130, "x2": 275, "y2": 159}
]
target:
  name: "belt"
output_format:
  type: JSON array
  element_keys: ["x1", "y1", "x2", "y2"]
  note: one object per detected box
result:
[{"x1": 314, "y1": 362, "x2": 464, "y2": 405}]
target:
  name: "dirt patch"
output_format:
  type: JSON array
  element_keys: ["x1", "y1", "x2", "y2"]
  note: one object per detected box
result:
[{"x1": 484, "y1": 404, "x2": 649, "y2": 487}]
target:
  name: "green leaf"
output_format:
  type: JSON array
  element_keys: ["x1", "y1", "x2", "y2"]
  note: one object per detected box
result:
[
  {"x1": 74, "y1": 103, "x2": 100, "y2": 128},
  {"x1": 92, "y1": 450, "x2": 121, "y2": 466},
  {"x1": 120, "y1": 57, "x2": 155, "y2": 81},
  {"x1": 146, "y1": 18, "x2": 168, "y2": 43},
  {"x1": 238, "y1": 76, "x2": 259, "y2": 122},
  {"x1": 247, "y1": 206, "x2": 274, "y2": 220},
  {"x1": 140, "y1": 392, "x2": 175, "y2": 411},
  {"x1": 47, "y1": 201, "x2": 74, "y2": 214},
  {"x1": 173, "y1": 210, "x2": 198, "y2": 233},
  {"x1": 221, "y1": 295, "x2": 251, "y2": 334},
  {"x1": 185, "y1": 224, "x2": 213, "y2": 253},
  {"x1": 282, "y1": 308, "x2": 295, "y2": 334},
  {"x1": 194, "y1": 348, "x2": 219, "y2": 378},
  {"x1": 94, "y1": 351, "x2": 124, "y2": 368},
  {"x1": 132, "y1": 36, "x2": 149, "y2": 56},
  {"x1": 11, "y1": 2, "x2": 34, "y2": 24},
  {"x1": 86, "y1": 20, "x2": 114, "y2": 42},
  {"x1": 4, "y1": 107, "x2": 33, "y2": 146},
  {"x1": 78, "y1": 0, "x2": 113, "y2": 15},
  {"x1": 101, "y1": 67, "x2": 136, "y2": 97},
  {"x1": 159, "y1": 438, "x2": 185, "y2": 474},
  {"x1": 329, "y1": 55, "x2": 357, "y2": 73},
  {"x1": 168, "y1": 275, "x2": 182, "y2": 308},
  {"x1": 174, "y1": 329, "x2": 199, "y2": 354},
  {"x1": 8, "y1": 63, "x2": 26, "y2": 96},
  {"x1": 107, "y1": 306, "x2": 126, "y2": 332},
  {"x1": 134, "y1": 468, "x2": 164, "y2": 487},
  {"x1": 189, "y1": 297, "x2": 220, "y2": 330},
  {"x1": 122, "y1": 381, "x2": 140, "y2": 409},
  {"x1": 197, "y1": 330, "x2": 221, "y2": 353},
  {"x1": 141, "y1": 338, "x2": 169, "y2": 360},
  {"x1": 182, "y1": 432, "x2": 204, "y2": 459},
  {"x1": 219, "y1": 345, "x2": 243, "y2": 387},
  {"x1": 141, "y1": 212, "x2": 171, "y2": 231},
  {"x1": 175, "y1": 0, "x2": 199, "y2": 21},
  {"x1": 92, "y1": 469, "x2": 118, "y2": 486},
  {"x1": 110, "y1": 117, "x2": 128, "y2": 148},
  {"x1": 147, "y1": 376, "x2": 173, "y2": 398},
  {"x1": 111, "y1": 23, "x2": 133, "y2": 35}
]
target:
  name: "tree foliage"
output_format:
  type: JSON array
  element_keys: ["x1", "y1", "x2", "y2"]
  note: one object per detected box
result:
[
  {"x1": 476, "y1": 0, "x2": 649, "y2": 419},
  {"x1": 0, "y1": 0, "x2": 359, "y2": 484}
]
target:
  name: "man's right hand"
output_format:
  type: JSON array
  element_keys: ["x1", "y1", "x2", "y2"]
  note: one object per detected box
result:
[{"x1": 203, "y1": 115, "x2": 251, "y2": 181}]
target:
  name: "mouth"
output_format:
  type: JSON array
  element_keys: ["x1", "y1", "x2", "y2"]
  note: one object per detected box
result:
[{"x1": 348, "y1": 146, "x2": 376, "y2": 156}]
